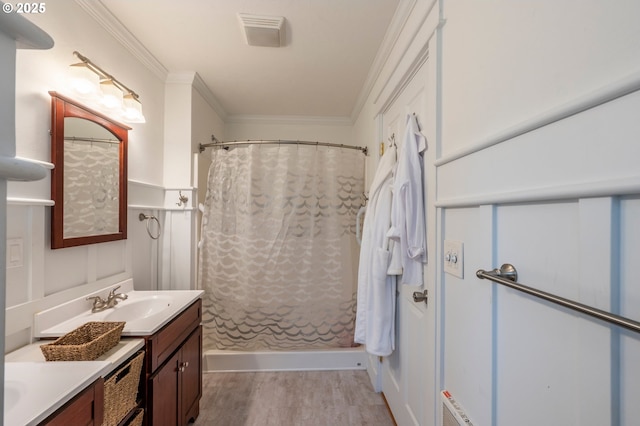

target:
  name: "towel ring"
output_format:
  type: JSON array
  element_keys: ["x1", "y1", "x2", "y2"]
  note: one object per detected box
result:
[{"x1": 138, "y1": 213, "x2": 161, "y2": 240}]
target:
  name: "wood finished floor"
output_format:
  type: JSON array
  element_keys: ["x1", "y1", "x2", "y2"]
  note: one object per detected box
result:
[{"x1": 193, "y1": 370, "x2": 396, "y2": 426}]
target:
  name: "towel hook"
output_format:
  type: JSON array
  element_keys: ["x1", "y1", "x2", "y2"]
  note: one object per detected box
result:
[{"x1": 176, "y1": 190, "x2": 189, "y2": 207}]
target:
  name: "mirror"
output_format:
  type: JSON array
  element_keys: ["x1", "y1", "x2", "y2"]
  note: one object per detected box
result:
[{"x1": 50, "y1": 91, "x2": 129, "y2": 249}]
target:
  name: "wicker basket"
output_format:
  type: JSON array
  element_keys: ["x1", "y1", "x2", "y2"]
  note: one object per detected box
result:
[
  {"x1": 104, "y1": 351, "x2": 145, "y2": 426},
  {"x1": 123, "y1": 408, "x2": 144, "y2": 426},
  {"x1": 40, "y1": 321, "x2": 125, "y2": 361}
]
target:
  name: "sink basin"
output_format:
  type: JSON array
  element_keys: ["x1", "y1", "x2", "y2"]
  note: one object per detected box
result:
[
  {"x1": 35, "y1": 285, "x2": 204, "y2": 337},
  {"x1": 104, "y1": 295, "x2": 172, "y2": 322}
]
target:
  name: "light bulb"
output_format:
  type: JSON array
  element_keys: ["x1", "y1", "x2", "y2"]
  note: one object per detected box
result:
[
  {"x1": 68, "y1": 62, "x2": 100, "y2": 97},
  {"x1": 123, "y1": 93, "x2": 146, "y2": 123},
  {"x1": 100, "y1": 79, "x2": 123, "y2": 109}
]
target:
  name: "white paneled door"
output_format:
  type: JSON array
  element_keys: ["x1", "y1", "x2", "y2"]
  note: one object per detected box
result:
[{"x1": 380, "y1": 61, "x2": 436, "y2": 426}]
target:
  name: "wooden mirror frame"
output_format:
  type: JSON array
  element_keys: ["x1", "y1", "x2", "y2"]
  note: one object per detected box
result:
[{"x1": 50, "y1": 91, "x2": 129, "y2": 249}]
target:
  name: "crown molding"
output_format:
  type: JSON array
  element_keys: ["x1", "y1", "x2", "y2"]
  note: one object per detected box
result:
[
  {"x1": 192, "y1": 73, "x2": 228, "y2": 121},
  {"x1": 165, "y1": 72, "x2": 229, "y2": 121},
  {"x1": 74, "y1": 0, "x2": 415, "y2": 128},
  {"x1": 372, "y1": 0, "x2": 439, "y2": 117},
  {"x1": 350, "y1": 0, "x2": 418, "y2": 122},
  {"x1": 76, "y1": 0, "x2": 232, "y2": 121},
  {"x1": 74, "y1": 0, "x2": 168, "y2": 81}
]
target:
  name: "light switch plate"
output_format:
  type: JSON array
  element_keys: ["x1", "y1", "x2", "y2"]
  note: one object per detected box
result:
[
  {"x1": 7, "y1": 238, "x2": 23, "y2": 268},
  {"x1": 443, "y1": 240, "x2": 464, "y2": 278}
]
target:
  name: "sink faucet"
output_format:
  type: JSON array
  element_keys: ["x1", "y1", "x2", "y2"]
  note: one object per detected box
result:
[
  {"x1": 86, "y1": 285, "x2": 128, "y2": 313},
  {"x1": 107, "y1": 285, "x2": 128, "y2": 305}
]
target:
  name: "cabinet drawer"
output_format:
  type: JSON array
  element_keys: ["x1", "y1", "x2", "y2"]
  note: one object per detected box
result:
[{"x1": 147, "y1": 299, "x2": 201, "y2": 372}]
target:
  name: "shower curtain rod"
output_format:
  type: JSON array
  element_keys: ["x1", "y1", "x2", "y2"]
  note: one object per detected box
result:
[
  {"x1": 64, "y1": 136, "x2": 120, "y2": 145},
  {"x1": 198, "y1": 138, "x2": 368, "y2": 155}
]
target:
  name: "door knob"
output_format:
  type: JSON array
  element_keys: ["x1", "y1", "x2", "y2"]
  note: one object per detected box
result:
[{"x1": 412, "y1": 289, "x2": 428, "y2": 305}]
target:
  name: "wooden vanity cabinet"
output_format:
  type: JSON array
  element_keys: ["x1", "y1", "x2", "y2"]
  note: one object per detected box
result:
[
  {"x1": 40, "y1": 377, "x2": 104, "y2": 425},
  {"x1": 149, "y1": 326, "x2": 202, "y2": 425},
  {"x1": 139, "y1": 299, "x2": 202, "y2": 426},
  {"x1": 178, "y1": 325, "x2": 202, "y2": 423}
]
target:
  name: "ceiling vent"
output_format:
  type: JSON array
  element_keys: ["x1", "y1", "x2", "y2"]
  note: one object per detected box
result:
[{"x1": 238, "y1": 13, "x2": 285, "y2": 47}]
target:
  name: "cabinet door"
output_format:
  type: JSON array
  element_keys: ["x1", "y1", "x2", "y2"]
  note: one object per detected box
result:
[
  {"x1": 180, "y1": 325, "x2": 202, "y2": 425},
  {"x1": 42, "y1": 377, "x2": 104, "y2": 426},
  {"x1": 150, "y1": 350, "x2": 179, "y2": 426}
]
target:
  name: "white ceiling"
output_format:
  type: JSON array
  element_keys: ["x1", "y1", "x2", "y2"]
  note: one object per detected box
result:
[{"x1": 94, "y1": 0, "x2": 401, "y2": 120}]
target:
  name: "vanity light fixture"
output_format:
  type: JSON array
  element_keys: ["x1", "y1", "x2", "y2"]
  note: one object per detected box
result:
[
  {"x1": 68, "y1": 51, "x2": 146, "y2": 123},
  {"x1": 122, "y1": 93, "x2": 145, "y2": 123},
  {"x1": 68, "y1": 61, "x2": 100, "y2": 96},
  {"x1": 99, "y1": 78, "x2": 124, "y2": 109}
]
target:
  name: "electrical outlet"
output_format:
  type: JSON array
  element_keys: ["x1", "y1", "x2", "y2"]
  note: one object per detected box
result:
[{"x1": 443, "y1": 240, "x2": 464, "y2": 278}]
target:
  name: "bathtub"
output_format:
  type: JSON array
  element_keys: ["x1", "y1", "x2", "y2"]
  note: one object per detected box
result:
[{"x1": 202, "y1": 347, "x2": 367, "y2": 372}]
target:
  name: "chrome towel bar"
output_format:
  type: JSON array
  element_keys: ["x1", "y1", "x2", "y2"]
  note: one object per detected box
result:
[{"x1": 476, "y1": 264, "x2": 640, "y2": 334}]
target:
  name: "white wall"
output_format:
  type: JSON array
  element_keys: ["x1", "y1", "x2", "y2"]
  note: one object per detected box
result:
[
  {"x1": 435, "y1": 1, "x2": 640, "y2": 425},
  {"x1": 163, "y1": 73, "x2": 194, "y2": 189},
  {"x1": 131, "y1": 75, "x2": 224, "y2": 293},
  {"x1": 192, "y1": 83, "x2": 225, "y2": 284},
  {"x1": 14, "y1": 4, "x2": 165, "y2": 185},
  {"x1": 352, "y1": 0, "x2": 640, "y2": 425},
  {"x1": 7, "y1": 1, "x2": 640, "y2": 423},
  {"x1": 6, "y1": 2, "x2": 166, "y2": 351},
  {"x1": 441, "y1": 0, "x2": 640, "y2": 156},
  {"x1": 159, "y1": 76, "x2": 224, "y2": 291}
]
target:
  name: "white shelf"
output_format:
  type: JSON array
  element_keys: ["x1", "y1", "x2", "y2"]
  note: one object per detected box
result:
[
  {"x1": 0, "y1": 9, "x2": 54, "y2": 49},
  {"x1": 0, "y1": 155, "x2": 48, "y2": 181}
]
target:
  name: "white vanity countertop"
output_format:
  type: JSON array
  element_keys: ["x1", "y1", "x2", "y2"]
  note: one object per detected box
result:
[
  {"x1": 34, "y1": 279, "x2": 204, "y2": 338},
  {"x1": 13, "y1": 278, "x2": 202, "y2": 424},
  {"x1": 5, "y1": 338, "x2": 144, "y2": 426}
]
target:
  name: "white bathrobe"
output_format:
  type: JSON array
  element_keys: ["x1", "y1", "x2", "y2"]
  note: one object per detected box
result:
[
  {"x1": 354, "y1": 145, "x2": 400, "y2": 356},
  {"x1": 387, "y1": 114, "x2": 427, "y2": 286}
]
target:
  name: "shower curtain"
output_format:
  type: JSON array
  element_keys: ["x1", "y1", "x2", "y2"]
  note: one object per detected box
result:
[{"x1": 198, "y1": 144, "x2": 364, "y2": 351}]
